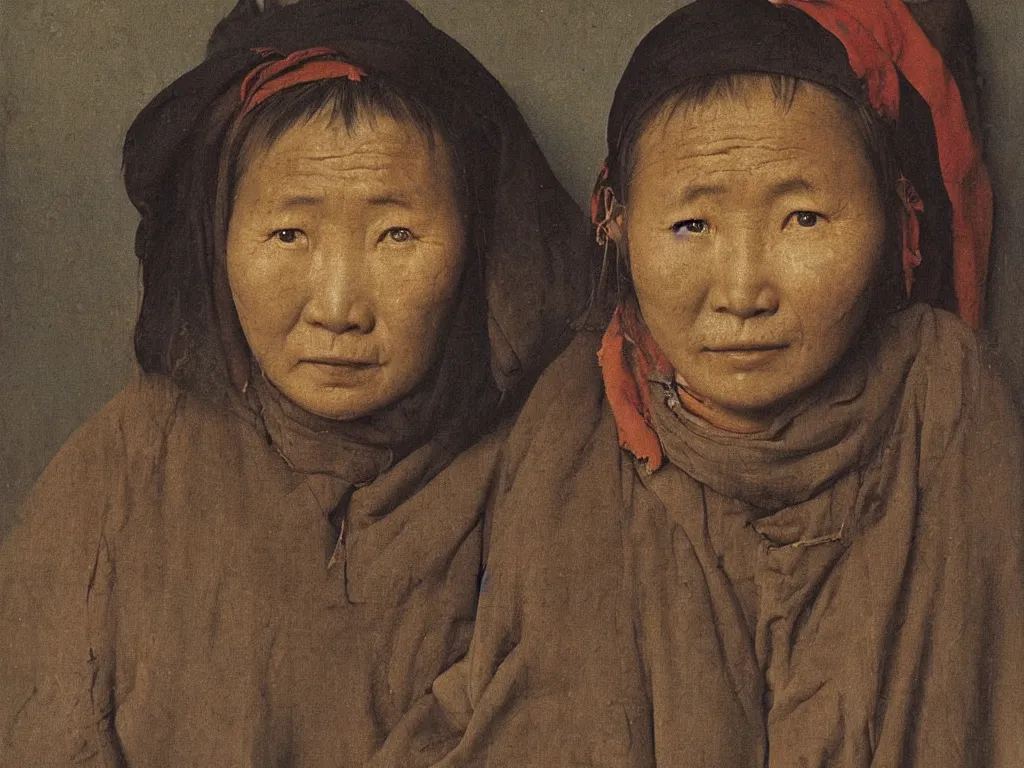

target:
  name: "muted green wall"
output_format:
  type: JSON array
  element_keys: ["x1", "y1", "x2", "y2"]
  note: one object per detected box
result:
[
  {"x1": 976, "y1": 0, "x2": 1024, "y2": 413},
  {"x1": 1, "y1": 0, "x2": 1022, "y2": 536}
]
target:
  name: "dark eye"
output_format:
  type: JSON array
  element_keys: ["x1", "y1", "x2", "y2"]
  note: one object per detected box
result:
[
  {"x1": 384, "y1": 227, "x2": 413, "y2": 244},
  {"x1": 791, "y1": 211, "x2": 820, "y2": 228},
  {"x1": 673, "y1": 219, "x2": 709, "y2": 236},
  {"x1": 273, "y1": 229, "x2": 303, "y2": 245}
]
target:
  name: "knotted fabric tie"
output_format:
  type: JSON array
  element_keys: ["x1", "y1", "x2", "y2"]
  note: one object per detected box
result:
[{"x1": 239, "y1": 46, "x2": 366, "y2": 118}]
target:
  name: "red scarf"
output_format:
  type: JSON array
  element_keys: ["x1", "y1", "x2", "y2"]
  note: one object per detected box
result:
[{"x1": 597, "y1": 302, "x2": 672, "y2": 471}]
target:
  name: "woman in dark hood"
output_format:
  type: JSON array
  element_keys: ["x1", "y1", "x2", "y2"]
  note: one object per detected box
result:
[
  {"x1": 0, "y1": 0, "x2": 589, "y2": 763},
  {"x1": 376, "y1": 1, "x2": 1024, "y2": 765}
]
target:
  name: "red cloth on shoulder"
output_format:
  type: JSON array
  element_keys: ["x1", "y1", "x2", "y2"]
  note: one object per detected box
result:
[{"x1": 598, "y1": 303, "x2": 671, "y2": 471}]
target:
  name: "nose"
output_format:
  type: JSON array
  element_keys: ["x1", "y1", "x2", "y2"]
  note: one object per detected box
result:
[
  {"x1": 302, "y1": 245, "x2": 375, "y2": 334},
  {"x1": 709, "y1": 227, "x2": 779, "y2": 320}
]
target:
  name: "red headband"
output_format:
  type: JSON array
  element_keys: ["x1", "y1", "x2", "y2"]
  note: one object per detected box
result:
[
  {"x1": 771, "y1": 0, "x2": 992, "y2": 328},
  {"x1": 238, "y1": 47, "x2": 366, "y2": 119}
]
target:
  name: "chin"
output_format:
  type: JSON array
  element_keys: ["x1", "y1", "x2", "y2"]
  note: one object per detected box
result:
[
  {"x1": 692, "y1": 374, "x2": 800, "y2": 418},
  {"x1": 308, "y1": 382, "x2": 423, "y2": 421},
  {"x1": 725, "y1": 378, "x2": 823, "y2": 416},
  {"x1": 276, "y1": 363, "x2": 423, "y2": 420},
  {"x1": 302, "y1": 401, "x2": 378, "y2": 421},
  {"x1": 277, "y1": 366, "x2": 381, "y2": 418},
  {"x1": 282, "y1": 385, "x2": 380, "y2": 421}
]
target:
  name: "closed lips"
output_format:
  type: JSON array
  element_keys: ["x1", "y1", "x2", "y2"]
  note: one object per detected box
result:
[
  {"x1": 704, "y1": 344, "x2": 788, "y2": 352},
  {"x1": 304, "y1": 357, "x2": 379, "y2": 366}
]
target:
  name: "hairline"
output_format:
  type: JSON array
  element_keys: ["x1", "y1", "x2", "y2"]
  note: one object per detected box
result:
[
  {"x1": 620, "y1": 74, "x2": 877, "y2": 201},
  {"x1": 227, "y1": 78, "x2": 464, "y2": 219}
]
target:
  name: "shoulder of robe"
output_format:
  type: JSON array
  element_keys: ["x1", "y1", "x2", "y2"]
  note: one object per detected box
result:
[
  {"x1": 896, "y1": 304, "x2": 1022, "y2": 491},
  {"x1": 7, "y1": 370, "x2": 239, "y2": 541},
  {"x1": 0, "y1": 374, "x2": 181, "y2": 620},
  {"x1": 500, "y1": 330, "x2": 610, "y2": 483},
  {"x1": 0, "y1": 372, "x2": 196, "y2": 762}
]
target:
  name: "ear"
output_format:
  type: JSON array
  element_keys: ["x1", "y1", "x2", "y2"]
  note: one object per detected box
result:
[
  {"x1": 606, "y1": 205, "x2": 626, "y2": 244},
  {"x1": 594, "y1": 185, "x2": 627, "y2": 246}
]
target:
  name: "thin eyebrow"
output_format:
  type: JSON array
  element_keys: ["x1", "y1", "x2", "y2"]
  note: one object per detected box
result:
[
  {"x1": 768, "y1": 177, "x2": 817, "y2": 197},
  {"x1": 367, "y1": 194, "x2": 413, "y2": 209},
  {"x1": 270, "y1": 193, "x2": 415, "y2": 210},
  {"x1": 678, "y1": 184, "x2": 728, "y2": 205},
  {"x1": 277, "y1": 195, "x2": 324, "y2": 209}
]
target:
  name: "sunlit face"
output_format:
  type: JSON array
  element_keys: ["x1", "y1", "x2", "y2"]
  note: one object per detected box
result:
[
  {"x1": 625, "y1": 79, "x2": 886, "y2": 428},
  {"x1": 226, "y1": 109, "x2": 466, "y2": 420}
]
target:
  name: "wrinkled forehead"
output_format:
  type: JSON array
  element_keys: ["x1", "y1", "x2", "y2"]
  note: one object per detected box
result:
[
  {"x1": 249, "y1": 105, "x2": 441, "y2": 167},
  {"x1": 234, "y1": 107, "x2": 458, "y2": 208},
  {"x1": 631, "y1": 78, "x2": 875, "y2": 197},
  {"x1": 229, "y1": 96, "x2": 459, "y2": 211},
  {"x1": 646, "y1": 76, "x2": 860, "y2": 149},
  {"x1": 232, "y1": 78, "x2": 448, "y2": 180}
]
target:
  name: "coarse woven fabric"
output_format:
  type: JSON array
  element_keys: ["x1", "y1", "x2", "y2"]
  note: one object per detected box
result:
[{"x1": 370, "y1": 304, "x2": 1024, "y2": 767}]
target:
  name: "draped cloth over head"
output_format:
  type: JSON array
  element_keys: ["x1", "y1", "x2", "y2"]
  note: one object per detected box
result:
[
  {"x1": 593, "y1": 0, "x2": 992, "y2": 471},
  {"x1": 122, "y1": 0, "x2": 590, "y2": 476}
]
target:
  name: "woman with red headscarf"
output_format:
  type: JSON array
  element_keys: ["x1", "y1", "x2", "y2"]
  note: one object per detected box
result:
[
  {"x1": 0, "y1": 0, "x2": 589, "y2": 763},
  {"x1": 376, "y1": 1, "x2": 1024, "y2": 765}
]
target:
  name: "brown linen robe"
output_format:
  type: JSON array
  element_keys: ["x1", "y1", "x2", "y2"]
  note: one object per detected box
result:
[
  {"x1": 0, "y1": 372, "x2": 505, "y2": 765},
  {"x1": 377, "y1": 304, "x2": 1024, "y2": 767}
]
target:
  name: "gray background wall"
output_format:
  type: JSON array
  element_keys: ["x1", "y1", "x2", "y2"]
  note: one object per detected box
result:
[{"x1": 1, "y1": 0, "x2": 1022, "y2": 536}]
